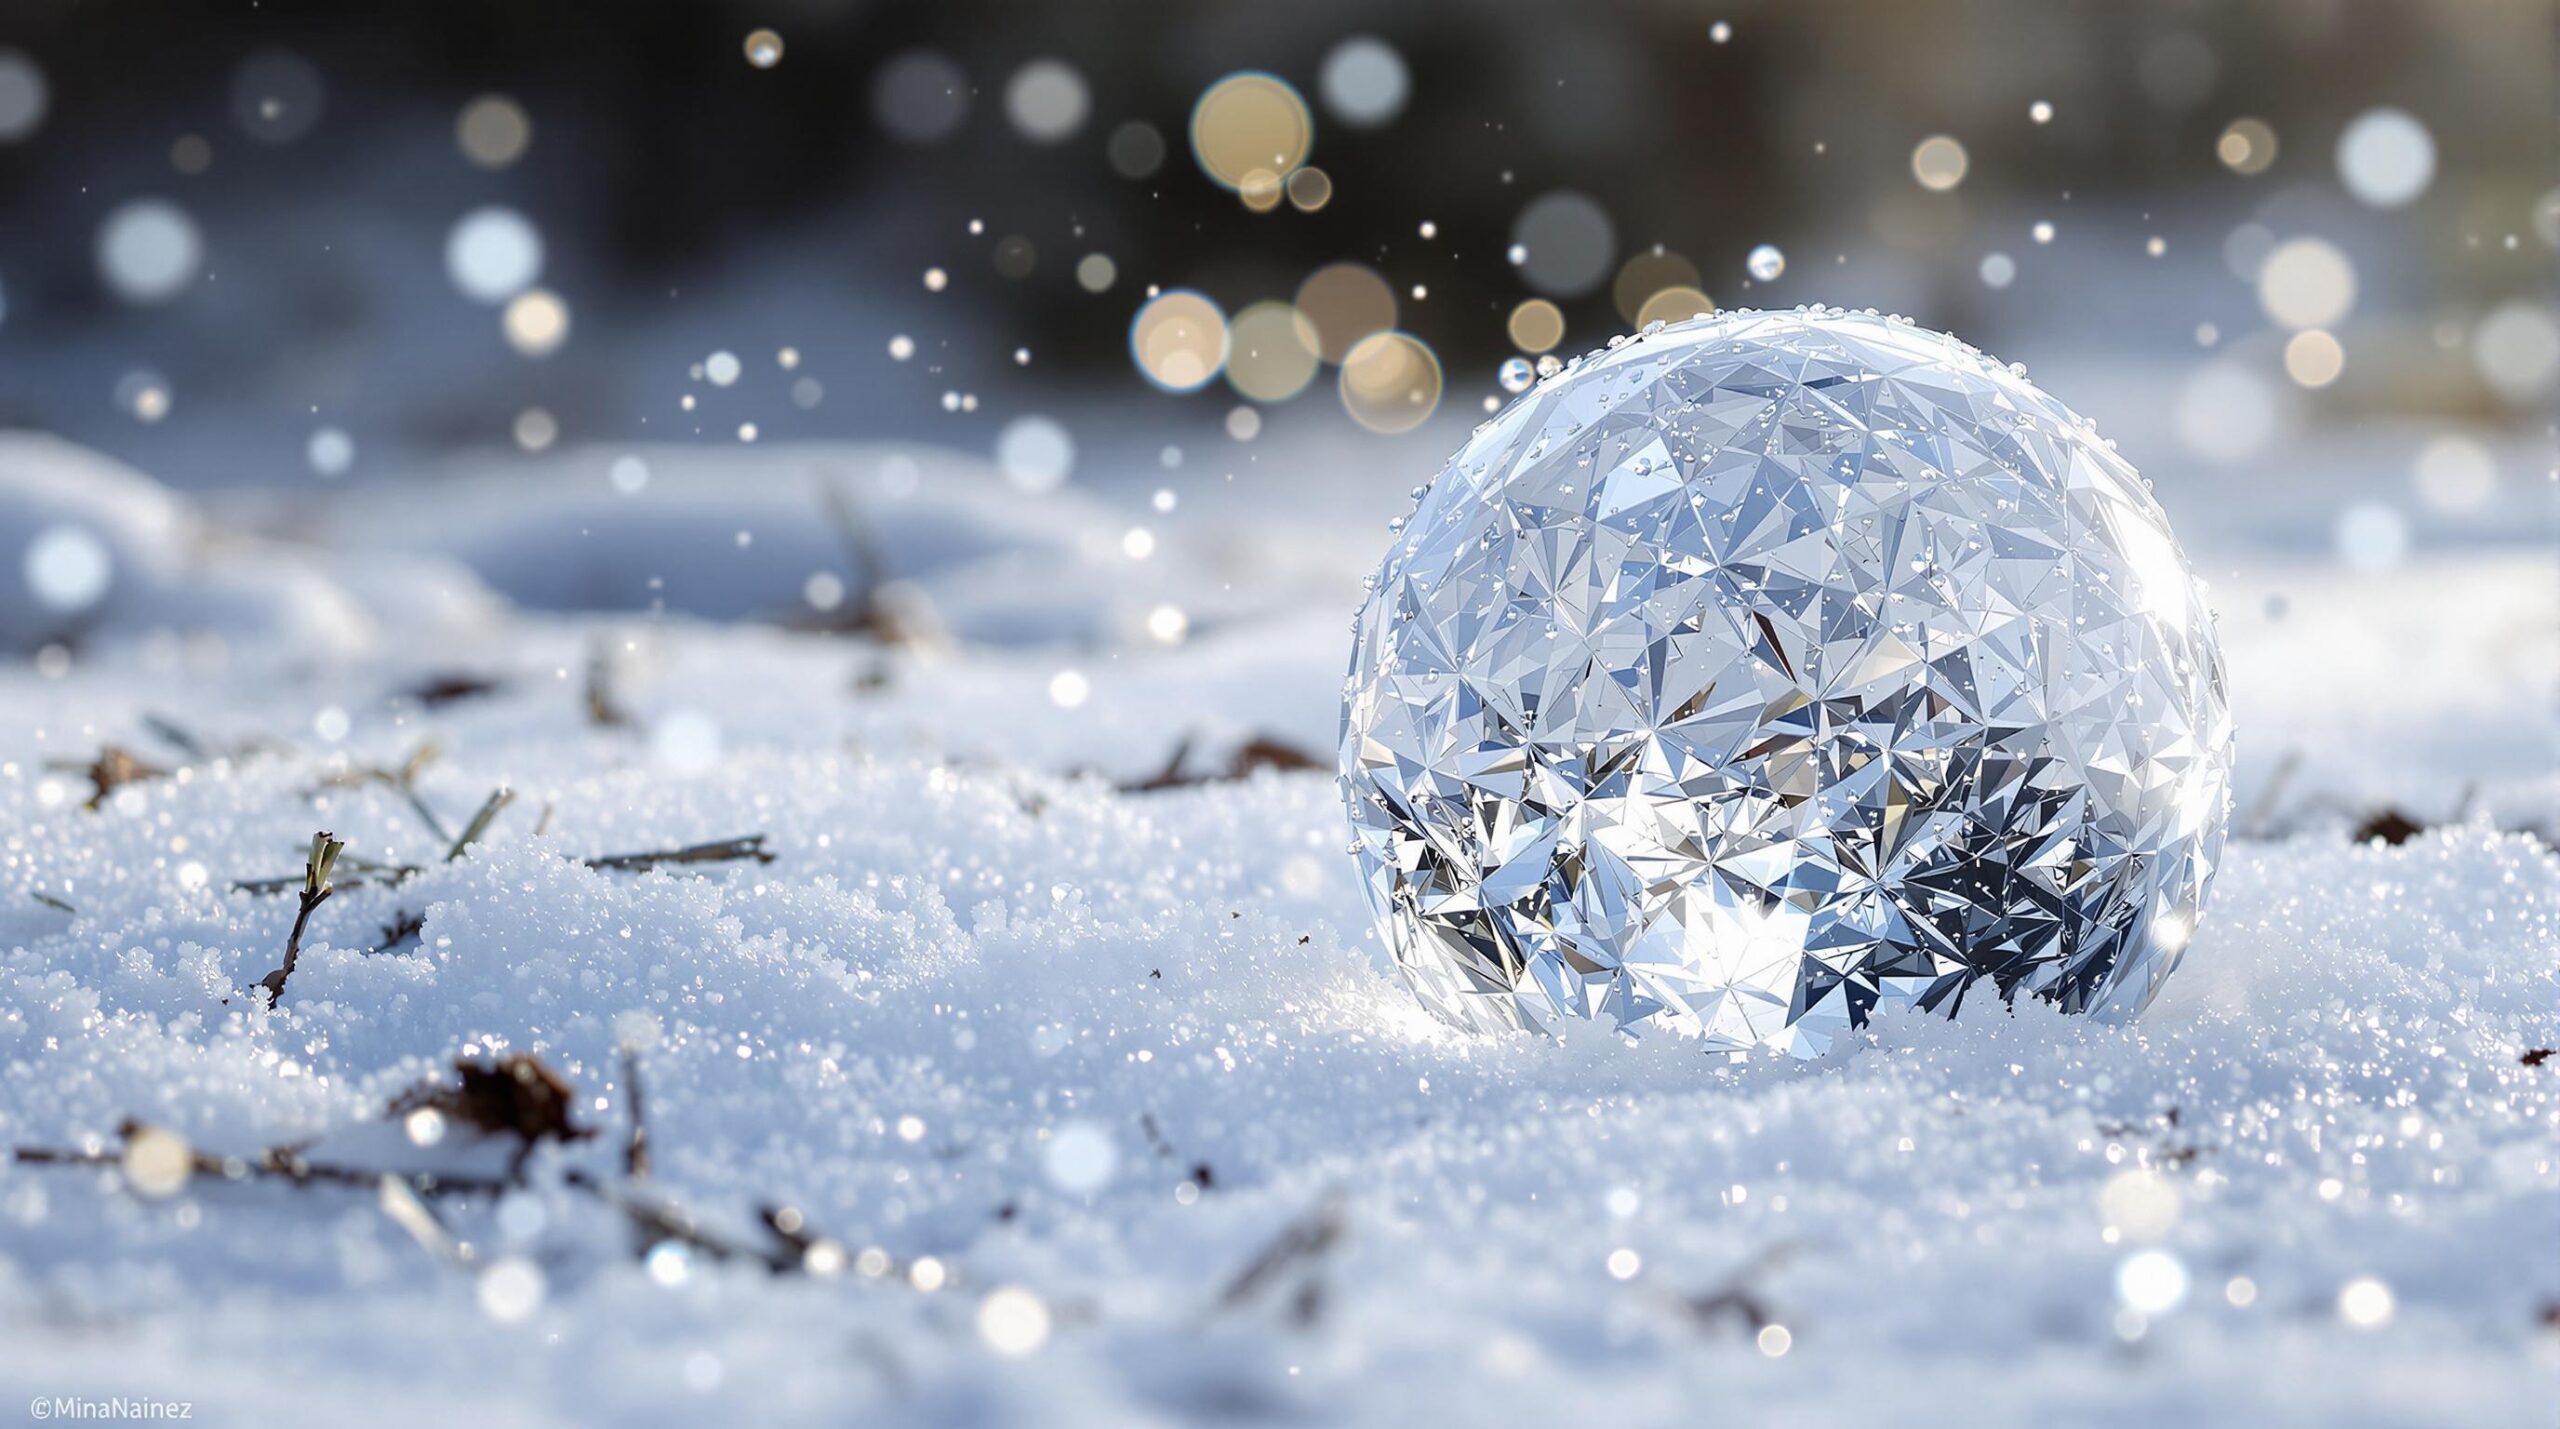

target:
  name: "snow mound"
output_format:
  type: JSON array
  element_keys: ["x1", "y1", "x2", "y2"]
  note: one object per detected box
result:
[
  {"x1": 0, "y1": 433, "x2": 500, "y2": 656},
  {"x1": 327, "y1": 443, "x2": 1272, "y2": 646}
]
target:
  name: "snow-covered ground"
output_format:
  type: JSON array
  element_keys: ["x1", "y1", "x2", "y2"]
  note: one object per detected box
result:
[{"x1": 0, "y1": 421, "x2": 2553, "y2": 1426}]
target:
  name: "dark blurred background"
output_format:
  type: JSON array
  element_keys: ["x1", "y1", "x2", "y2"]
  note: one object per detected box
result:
[{"x1": 0, "y1": 0, "x2": 2551, "y2": 496}]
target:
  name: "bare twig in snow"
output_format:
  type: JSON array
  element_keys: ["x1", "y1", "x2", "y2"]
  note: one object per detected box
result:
[
  {"x1": 30, "y1": 890, "x2": 76, "y2": 914},
  {"x1": 14, "y1": 1120, "x2": 517, "y2": 1199},
  {"x1": 1123, "y1": 735, "x2": 1198, "y2": 793},
  {"x1": 377, "y1": 1175, "x2": 469, "y2": 1263},
  {"x1": 622, "y1": 1046, "x2": 651, "y2": 1180},
  {"x1": 1137, "y1": 1112, "x2": 1216, "y2": 1189},
  {"x1": 444, "y1": 787, "x2": 514, "y2": 861},
  {"x1": 1215, "y1": 1192, "x2": 1346, "y2": 1315},
  {"x1": 2095, "y1": 1105, "x2": 2207, "y2": 1168},
  {"x1": 2238, "y1": 749, "x2": 2300, "y2": 838},
  {"x1": 234, "y1": 830, "x2": 772, "y2": 898},
  {"x1": 394, "y1": 750, "x2": 453, "y2": 844},
  {"x1": 402, "y1": 672, "x2": 504, "y2": 708},
  {"x1": 373, "y1": 909, "x2": 426, "y2": 954},
  {"x1": 233, "y1": 860, "x2": 417, "y2": 897},
  {"x1": 320, "y1": 740, "x2": 452, "y2": 844},
  {"x1": 820, "y1": 477, "x2": 891, "y2": 625},
  {"x1": 818, "y1": 478, "x2": 907, "y2": 642},
  {"x1": 11, "y1": 1059, "x2": 926, "y2": 1291},
  {"x1": 1676, "y1": 1242, "x2": 1800, "y2": 1335},
  {"x1": 585, "y1": 639, "x2": 629, "y2": 727},
  {"x1": 567, "y1": 1168, "x2": 791, "y2": 1270},
  {"x1": 256, "y1": 832, "x2": 345, "y2": 1005},
  {"x1": 140, "y1": 713, "x2": 211, "y2": 761},
  {"x1": 760, "y1": 1203, "x2": 815, "y2": 1257},
  {"x1": 584, "y1": 835, "x2": 775, "y2": 874},
  {"x1": 757, "y1": 476, "x2": 950, "y2": 658}
]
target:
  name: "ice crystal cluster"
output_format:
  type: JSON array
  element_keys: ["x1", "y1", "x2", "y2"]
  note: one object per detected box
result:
[{"x1": 1341, "y1": 309, "x2": 2235, "y2": 1055}]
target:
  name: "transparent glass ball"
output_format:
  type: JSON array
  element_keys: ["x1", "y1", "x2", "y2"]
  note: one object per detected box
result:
[{"x1": 1340, "y1": 308, "x2": 2234, "y2": 1056}]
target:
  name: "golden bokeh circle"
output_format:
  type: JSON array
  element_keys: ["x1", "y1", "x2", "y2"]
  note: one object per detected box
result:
[
  {"x1": 2284, "y1": 328, "x2": 2344, "y2": 388},
  {"x1": 1507, "y1": 298, "x2": 1566, "y2": 354},
  {"x1": 2217, "y1": 117, "x2": 2278, "y2": 175},
  {"x1": 1191, "y1": 72, "x2": 1314, "y2": 191},
  {"x1": 1285, "y1": 166, "x2": 1333, "y2": 212},
  {"x1": 1339, "y1": 331, "x2": 1442, "y2": 434},
  {"x1": 503, "y1": 288, "x2": 570, "y2": 356},
  {"x1": 1911, "y1": 134, "x2": 1969, "y2": 192},
  {"x1": 1239, "y1": 168, "x2": 1284, "y2": 212},
  {"x1": 1226, "y1": 300, "x2": 1323, "y2": 402},
  {"x1": 456, "y1": 94, "x2": 531, "y2": 169},
  {"x1": 1634, "y1": 285, "x2": 1716, "y2": 329},
  {"x1": 1295, "y1": 262, "x2": 1397, "y2": 363},
  {"x1": 1611, "y1": 249, "x2": 1700, "y2": 325},
  {"x1": 1130, "y1": 290, "x2": 1229, "y2": 392}
]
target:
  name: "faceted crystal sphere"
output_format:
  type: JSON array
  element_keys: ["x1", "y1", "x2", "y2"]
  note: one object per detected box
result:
[{"x1": 1339, "y1": 308, "x2": 2234, "y2": 1056}]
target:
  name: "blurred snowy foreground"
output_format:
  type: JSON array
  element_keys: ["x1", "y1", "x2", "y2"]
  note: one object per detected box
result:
[{"x1": 0, "y1": 428, "x2": 2553, "y2": 1427}]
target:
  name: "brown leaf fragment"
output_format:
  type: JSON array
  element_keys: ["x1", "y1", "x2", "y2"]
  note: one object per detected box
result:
[
  {"x1": 404, "y1": 673, "x2": 504, "y2": 708},
  {"x1": 389, "y1": 1053, "x2": 595, "y2": 1171},
  {"x1": 47, "y1": 745, "x2": 168, "y2": 811},
  {"x1": 1120, "y1": 733, "x2": 1325, "y2": 792},
  {"x1": 2351, "y1": 808, "x2": 2424, "y2": 845}
]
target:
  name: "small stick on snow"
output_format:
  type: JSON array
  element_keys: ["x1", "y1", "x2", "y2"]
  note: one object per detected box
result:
[
  {"x1": 30, "y1": 890, "x2": 76, "y2": 914},
  {"x1": 13, "y1": 1074, "x2": 930, "y2": 1289},
  {"x1": 140, "y1": 712, "x2": 211, "y2": 760},
  {"x1": 444, "y1": 788, "x2": 514, "y2": 861},
  {"x1": 759, "y1": 1204, "x2": 814, "y2": 1258},
  {"x1": 14, "y1": 1120, "x2": 517, "y2": 1199},
  {"x1": 256, "y1": 832, "x2": 345, "y2": 1005},
  {"x1": 401, "y1": 672, "x2": 504, "y2": 708},
  {"x1": 563, "y1": 1169, "x2": 792, "y2": 1271},
  {"x1": 622, "y1": 1046, "x2": 651, "y2": 1181},
  {"x1": 231, "y1": 830, "x2": 770, "y2": 897},
  {"x1": 1214, "y1": 1193, "x2": 1346, "y2": 1314},
  {"x1": 372, "y1": 910, "x2": 426, "y2": 954},
  {"x1": 584, "y1": 835, "x2": 775, "y2": 873},
  {"x1": 1673, "y1": 1241, "x2": 1799, "y2": 1335},
  {"x1": 817, "y1": 476, "x2": 908, "y2": 644},
  {"x1": 585, "y1": 639, "x2": 629, "y2": 727},
  {"x1": 2238, "y1": 748, "x2": 2301, "y2": 838},
  {"x1": 377, "y1": 1176, "x2": 468, "y2": 1262},
  {"x1": 233, "y1": 852, "x2": 421, "y2": 897},
  {"x1": 311, "y1": 742, "x2": 455, "y2": 845},
  {"x1": 391, "y1": 741, "x2": 452, "y2": 844},
  {"x1": 315, "y1": 741, "x2": 451, "y2": 843},
  {"x1": 1123, "y1": 734, "x2": 1198, "y2": 792}
]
